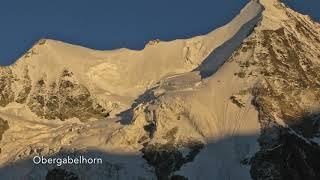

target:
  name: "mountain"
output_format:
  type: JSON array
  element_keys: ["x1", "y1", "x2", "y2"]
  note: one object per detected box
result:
[{"x1": 0, "y1": 0, "x2": 320, "y2": 179}]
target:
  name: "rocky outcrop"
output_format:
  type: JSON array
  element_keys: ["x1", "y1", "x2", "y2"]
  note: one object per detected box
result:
[
  {"x1": 142, "y1": 141, "x2": 203, "y2": 180},
  {"x1": 251, "y1": 125, "x2": 320, "y2": 180},
  {"x1": 15, "y1": 68, "x2": 32, "y2": 104},
  {"x1": 0, "y1": 67, "x2": 14, "y2": 107},
  {"x1": 0, "y1": 66, "x2": 111, "y2": 121},
  {"x1": 27, "y1": 69, "x2": 110, "y2": 121},
  {"x1": 46, "y1": 168, "x2": 78, "y2": 180},
  {"x1": 0, "y1": 117, "x2": 9, "y2": 141}
]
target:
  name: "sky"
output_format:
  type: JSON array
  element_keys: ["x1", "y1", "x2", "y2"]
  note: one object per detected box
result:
[
  {"x1": 282, "y1": 0, "x2": 320, "y2": 21},
  {"x1": 0, "y1": 0, "x2": 319, "y2": 66}
]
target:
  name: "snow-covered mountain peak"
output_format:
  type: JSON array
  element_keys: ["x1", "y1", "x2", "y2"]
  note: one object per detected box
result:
[{"x1": 1, "y1": 0, "x2": 320, "y2": 179}]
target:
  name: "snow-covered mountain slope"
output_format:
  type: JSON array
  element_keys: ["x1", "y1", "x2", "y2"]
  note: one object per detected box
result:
[
  {"x1": 1, "y1": 0, "x2": 320, "y2": 179},
  {"x1": 0, "y1": 0, "x2": 262, "y2": 123},
  {"x1": 175, "y1": 0, "x2": 320, "y2": 179}
]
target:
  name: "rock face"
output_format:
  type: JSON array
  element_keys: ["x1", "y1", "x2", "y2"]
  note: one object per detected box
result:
[
  {"x1": 27, "y1": 69, "x2": 110, "y2": 121},
  {"x1": 0, "y1": 68, "x2": 14, "y2": 107},
  {"x1": 0, "y1": 0, "x2": 320, "y2": 179},
  {"x1": 46, "y1": 168, "x2": 79, "y2": 180},
  {"x1": 251, "y1": 127, "x2": 320, "y2": 180},
  {"x1": 226, "y1": 1, "x2": 320, "y2": 179},
  {"x1": 0, "y1": 117, "x2": 9, "y2": 141},
  {"x1": 0, "y1": 66, "x2": 110, "y2": 121},
  {"x1": 142, "y1": 142, "x2": 203, "y2": 180}
]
